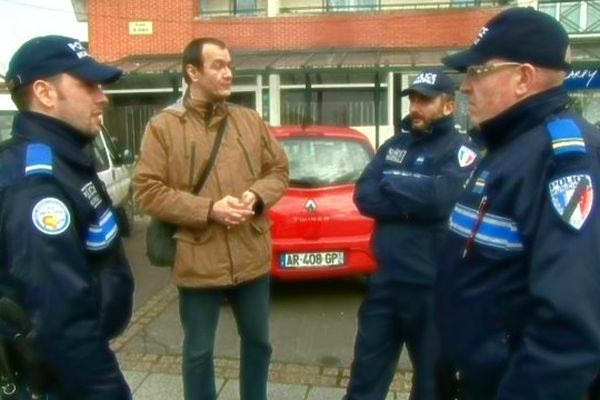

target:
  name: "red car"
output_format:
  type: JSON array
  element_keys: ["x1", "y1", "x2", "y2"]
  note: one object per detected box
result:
[{"x1": 268, "y1": 125, "x2": 377, "y2": 280}]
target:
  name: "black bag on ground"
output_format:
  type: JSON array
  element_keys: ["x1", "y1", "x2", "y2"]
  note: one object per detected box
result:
[{"x1": 145, "y1": 115, "x2": 228, "y2": 267}]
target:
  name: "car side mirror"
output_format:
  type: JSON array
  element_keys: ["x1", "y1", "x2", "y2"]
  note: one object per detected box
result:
[{"x1": 121, "y1": 149, "x2": 134, "y2": 164}]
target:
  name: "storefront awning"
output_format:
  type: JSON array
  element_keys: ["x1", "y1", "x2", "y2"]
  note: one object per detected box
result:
[
  {"x1": 107, "y1": 48, "x2": 457, "y2": 75},
  {"x1": 107, "y1": 41, "x2": 600, "y2": 76}
]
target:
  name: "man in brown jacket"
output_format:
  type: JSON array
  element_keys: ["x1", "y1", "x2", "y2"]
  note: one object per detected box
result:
[{"x1": 133, "y1": 37, "x2": 289, "y2": 400}]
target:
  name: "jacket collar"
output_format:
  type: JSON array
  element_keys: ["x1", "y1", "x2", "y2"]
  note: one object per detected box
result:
[
  {"x1": 478, "y1": 86, "x2": 569, "y2": 152},
  {"x1": 183, "y1": 91, "x2": 228, "y2": 125},
  {"x1": 12, "y1": 111, "x2": 95, "y2": 168}
]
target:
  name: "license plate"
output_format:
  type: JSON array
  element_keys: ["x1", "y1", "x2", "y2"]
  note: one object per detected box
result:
[{"x1": 279, "y1": 251, "x2": 344, "y2": 268}]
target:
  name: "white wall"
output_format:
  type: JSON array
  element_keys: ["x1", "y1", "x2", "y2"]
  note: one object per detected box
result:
[
  {"x1": 517, "y1": 0, "x2": 538, "y2": 7},
  {"x1": 0, "y1": 94, "x2": 16, "y2": 111}
]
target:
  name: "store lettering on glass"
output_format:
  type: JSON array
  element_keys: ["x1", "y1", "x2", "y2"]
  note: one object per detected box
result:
[{"x1": 566, "y1": 69, "x2": 599, "y2": 88}]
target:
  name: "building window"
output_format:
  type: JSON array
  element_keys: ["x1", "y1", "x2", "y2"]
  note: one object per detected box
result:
[
  {"x1": 200, "y1": 0, "x2": 264, "y2": 17},
  {"x1": 281, "y1": 88, "x2": 387, "y2": 127},
  {"x1": 234, "y1": 0, "x2": 257, "y2": 15},
  {"x1": 451, "y1": 0, "x2": 482, "y2": 7},
  {"x1": 326, "y1": 0, "x2": 378, "y2": 12},
  {"x1": 540, "y1": 1, "x2": 600, "y2": 33},
  {"x1": 280, "y1": 71, "x2": 387, "y2": 127}
]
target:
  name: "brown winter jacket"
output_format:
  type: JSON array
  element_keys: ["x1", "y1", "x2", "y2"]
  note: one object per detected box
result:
[{"x1": 133, "y1": 96, "x2": 289, "y2": 287}]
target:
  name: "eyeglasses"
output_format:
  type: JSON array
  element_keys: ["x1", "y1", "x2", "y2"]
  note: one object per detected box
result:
[{"x1": 465, "y1": 62, "x2": 522, "y2": 77}]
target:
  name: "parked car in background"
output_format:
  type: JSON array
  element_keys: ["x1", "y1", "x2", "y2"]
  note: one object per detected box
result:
[
  {"x1": 88, "y1": 125, "x2": 135, "y2": 237},
  {"x1": 0, "y1": 93, "x2": 17, "y2": 143},
  {"x1": 268, "y1": 125, "x2": 377, "y2": 280}
]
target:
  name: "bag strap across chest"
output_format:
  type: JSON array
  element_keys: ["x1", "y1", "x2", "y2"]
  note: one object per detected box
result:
[{"x1": 192, "y1": 115, "x2": 228, "y2": 194}]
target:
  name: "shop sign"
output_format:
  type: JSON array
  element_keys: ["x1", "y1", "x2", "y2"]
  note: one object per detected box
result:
[
  {"x1": 129, "y1": 21, "x2": 153, "y2": 35},
  {"x1": 565, "y1": 69, "x2": 600, "y2": 90}
]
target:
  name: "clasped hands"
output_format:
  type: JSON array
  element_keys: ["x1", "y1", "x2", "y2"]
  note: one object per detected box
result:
[{"x1": 209, "y1": 190, "x2": 257, "y2": 228}]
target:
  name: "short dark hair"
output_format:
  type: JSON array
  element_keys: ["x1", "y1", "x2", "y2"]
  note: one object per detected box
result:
[
  {"x1": 441, "y1": 92, "x2": 455, "y2": 102},
  {"x1": 182, "y1": 38, "x2": 227, "y2": 84},
  {"x1": 10, "y1": 74, "x2": 63, "y2": 111},
  {"x1": 11, "y1": 84, "x2": 32, "y2": 111}
]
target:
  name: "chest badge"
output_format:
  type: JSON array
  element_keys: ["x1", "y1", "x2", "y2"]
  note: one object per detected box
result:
[
  {"x1": 548, "y1": 174, "x2": 594, "y2": 230},
  {"x1": 458, "y1": 145, "x2": 477, "y2": 168},
  {"x1": 385, "y1": 148, "x2": 407, "y2": 164},
  {"x1": 32, "y1": 197, "x2": 71, "y2": 235}
]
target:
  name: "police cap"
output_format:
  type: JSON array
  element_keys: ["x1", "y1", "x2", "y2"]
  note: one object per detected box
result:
[
  {"x1": 442, "y1": 7, "x2": 571, "y2": 72},
  {"x1": 400, "y1": 68, "x2": 455, "y2": 98},
  {"x1": 5, "y1": 35, "x2": 122, "y2": 92}
]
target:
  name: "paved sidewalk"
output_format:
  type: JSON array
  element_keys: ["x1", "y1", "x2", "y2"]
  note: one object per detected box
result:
[{"x1": 112, "y1": 284, "x2": 413, "y2": 399}]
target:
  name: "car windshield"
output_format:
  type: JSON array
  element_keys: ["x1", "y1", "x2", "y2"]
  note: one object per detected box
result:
[{"x1": 280, "y1": 137, "x2": 372, "y2": 187}]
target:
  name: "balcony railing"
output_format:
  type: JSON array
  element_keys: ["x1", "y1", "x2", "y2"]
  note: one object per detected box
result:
[
  {"x1": 199, "y1": 1, "x2": 507, "y2": 18},
  {"x1": 280, "y1": 1, "x2": 508, "y2": 14},
  {"x1": 539, "y1": 1, "x2": 600, "y2": 34},
  {"x1": 200, "y1": 7, "x2": 268, "y2": 17}
]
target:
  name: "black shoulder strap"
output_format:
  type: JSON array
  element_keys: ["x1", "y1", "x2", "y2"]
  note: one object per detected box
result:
[{"x1": 192, "y1": 115, "x2": 228, "y2": 194}]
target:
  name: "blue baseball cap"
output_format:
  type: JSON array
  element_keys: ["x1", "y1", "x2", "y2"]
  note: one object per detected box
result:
[
  {"x1": 400, "y1": 68, "x2": 455, "y2": 98},
  {"x1": 6, "y1": 35, "x2": 122, "y2": 92},
  {"x1": 442, "y1": 7, "x2": 571, "y2": 72}
]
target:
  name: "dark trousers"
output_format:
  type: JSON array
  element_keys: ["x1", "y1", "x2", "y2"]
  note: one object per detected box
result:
[
  {"x1": 178, "y1": 275, "x2": 272, "y2": 400},
  {"x1": 345, "y1": 282, "x2": 455, "y2": 400}
]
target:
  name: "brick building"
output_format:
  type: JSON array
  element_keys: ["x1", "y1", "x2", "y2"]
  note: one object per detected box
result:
[{"x1": 73, "y1": 0, "x2": 600, "y2": 152}]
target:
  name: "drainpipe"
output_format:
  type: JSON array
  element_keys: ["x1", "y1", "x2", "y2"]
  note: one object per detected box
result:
[
  {"x1": 374, "y1": 70, "x2": 381, "y2": 148},
  {"x1": 303, "y1": 72, "x2": 312, "y2": 127}
]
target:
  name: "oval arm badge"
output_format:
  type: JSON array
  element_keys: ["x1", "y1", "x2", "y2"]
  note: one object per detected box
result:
[{"x1": 31, "y1": 197, "x2": 71, "y2": 235}]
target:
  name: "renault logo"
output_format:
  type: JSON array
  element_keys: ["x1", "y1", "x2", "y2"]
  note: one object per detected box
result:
[{"x1": 305, "y1": 199, "x2": 317, "y2": 213}]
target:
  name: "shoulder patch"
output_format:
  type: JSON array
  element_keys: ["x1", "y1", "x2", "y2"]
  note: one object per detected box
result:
[
  {"x1": 25, "y1": 143, "x2": 53, "y2": 176},
  {"x1": 546, "y1": 118, "x2": 586, "y2": 157},
  {"x1": 548, "y1": 174, "x2": 593, "y2": 230},
  {"x1": 31, "y1": 197, "x2": 70, "y2": 235},
  {"x1": 457, "y1": 145, "x2": 477, "y2": 168}
]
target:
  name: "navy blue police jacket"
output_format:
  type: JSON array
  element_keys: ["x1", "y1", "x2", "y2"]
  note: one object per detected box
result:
[
  {"x1": 354, "y1": 116, "x2": 479, "y2": 286},
  {"x1": 0, "y1": 112, "x2": 134, "y2": 399},
  {"x1": 436, "y1": 86, "x2": 600, "y2": 399}
]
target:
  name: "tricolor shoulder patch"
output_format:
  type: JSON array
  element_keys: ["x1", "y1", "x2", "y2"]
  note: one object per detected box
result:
[
  {"x1": 458, "y1": 145, "x2": 477, "y2": 168},
  {"x1": 548, "y1": 174, "x2": 594, "y2": 230}
]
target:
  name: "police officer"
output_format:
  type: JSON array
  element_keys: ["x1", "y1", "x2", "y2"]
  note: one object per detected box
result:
[
  {"x1": 344, "y1": 68, "x2": 479, "y2": 400},
  {"x1": 0, "y1": 36, "x2": 134, "y2": 398},
  {"x1": 437, "y1": 8, "x2": 600, "y2": 400}
]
